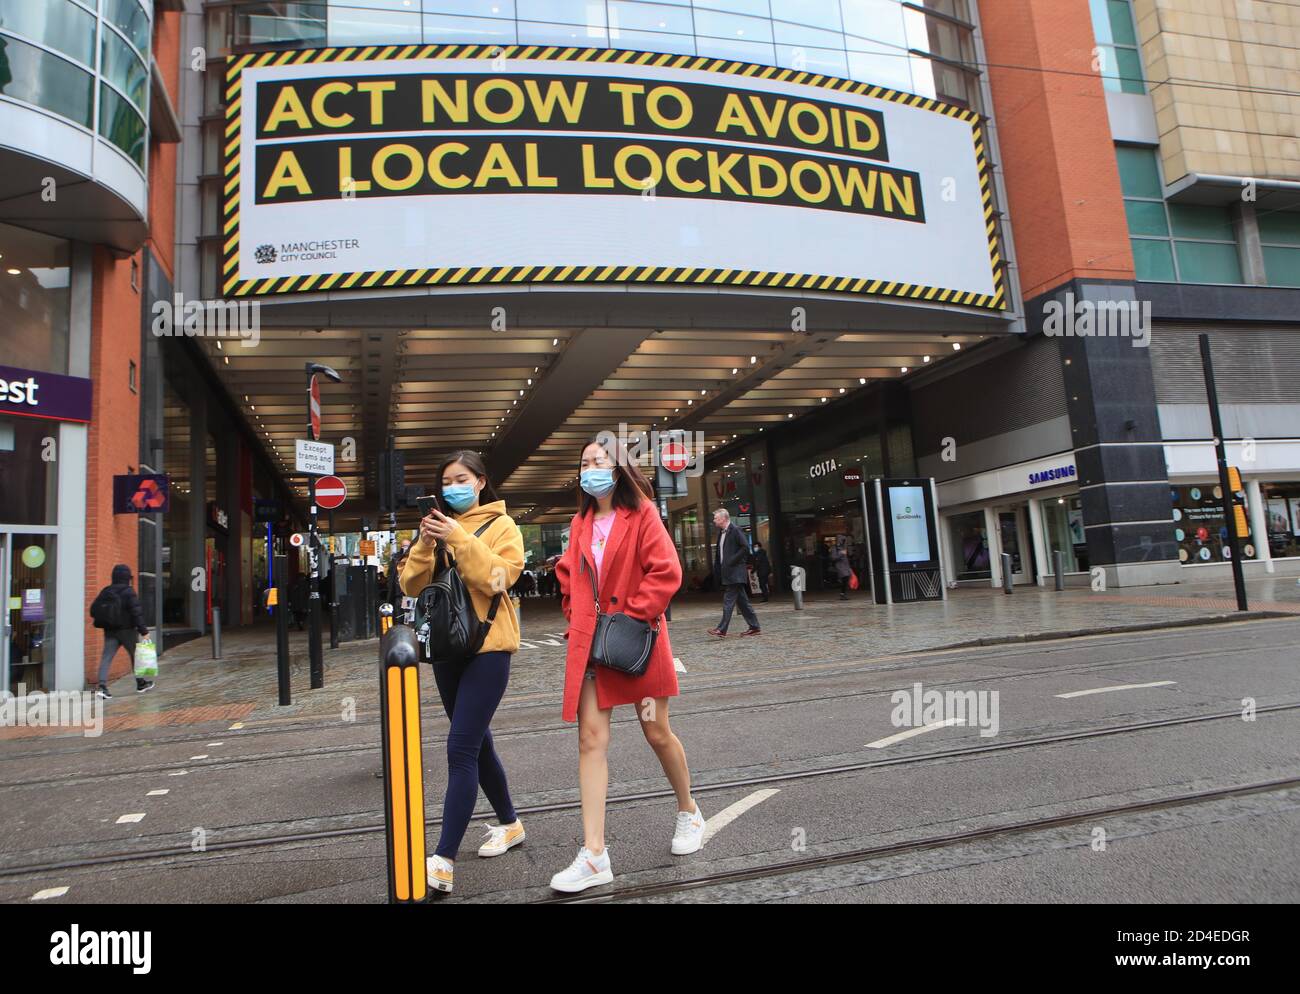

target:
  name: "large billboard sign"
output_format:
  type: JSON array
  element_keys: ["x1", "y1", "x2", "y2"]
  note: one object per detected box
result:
[{"x1": 224, "y1": 46, "x2": 1003, "y2": 308}]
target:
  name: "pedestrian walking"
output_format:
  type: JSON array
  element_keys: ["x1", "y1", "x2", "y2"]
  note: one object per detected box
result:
[
  {"x1": 89, "y1": 564, "x2": 153, "y2": 698},
  {"x1": 550, "y1": 434, "x2": 701, "y2": 892},
  {"x1": 752, "y1": 540, "x2": 773, "y2": 602},
  {"x1": 707, "y1": 509, "x2": 761, "y2": 638}
]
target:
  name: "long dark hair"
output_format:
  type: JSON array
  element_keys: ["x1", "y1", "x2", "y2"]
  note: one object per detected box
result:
[
  {"x1": 577, "y1": 433, "x2": 653, "y2": 517},
  {"x1": 435, "y1": 449, "x2": 500, "y2": 509}
]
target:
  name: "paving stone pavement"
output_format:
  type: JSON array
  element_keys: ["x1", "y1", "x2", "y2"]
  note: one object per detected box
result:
[{"x1": 28, "y1": 573, "x2": 1300, "y2": 738}]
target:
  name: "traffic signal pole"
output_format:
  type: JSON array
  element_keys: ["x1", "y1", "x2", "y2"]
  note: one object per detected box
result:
[{"x1": 1199, "y1": 334, "x2": 1248, "y2": 611}]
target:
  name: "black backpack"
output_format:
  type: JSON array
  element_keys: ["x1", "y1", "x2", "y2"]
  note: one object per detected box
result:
[
  {"x1": 90, "y1": 586, "x2": 128, "y2": 630},
  {"x1": 413, "y1": 516, "x2": 505, "y2": 666}
]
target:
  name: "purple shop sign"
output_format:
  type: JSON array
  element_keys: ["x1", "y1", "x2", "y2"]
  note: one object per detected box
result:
[{"x1": 0, "y1": 364, "x2": 93, "y2": 424}]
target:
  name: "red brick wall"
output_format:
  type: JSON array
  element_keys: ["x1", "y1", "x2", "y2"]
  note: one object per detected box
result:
[
  {"x1": 981, "y1": 0, "x2": 1135, "y2": 301},
  {"x1": 83, "y1": 8, "x2": 183, "y2": 684},
  {"x1": 84, "y1": 249, "x2": 144, "y2": 684}
]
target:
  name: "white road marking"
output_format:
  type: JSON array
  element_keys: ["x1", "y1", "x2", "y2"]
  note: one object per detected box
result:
[
  {"x1": 866, "y1": 716, "x2": 964, "y2": 749},
  {"x1": 228, "y1": 722, "x2": 244, "y2": 730},
  {"x1": 168, "y1": 770, "x2": 188, "y2": 777},
  {"x1": 189, "y1": 755, "x2": 208, "y2": 760},
  {"x1": 701, "y1": 788, "x2": 780, "y2": 845},
  {"x1": 206, "y1": 742, "x2": 223, "y2": 747},
  {"x1": 31, "y1": 886, "x2": 69, "y2": 901},
  {"x1": 1056, "y1": 681, "x2": 1176, "y2": 699},
  {"x1": 116, "y1": 813, "x2": 146, "y2": 824},
  {"x1": 673, "y1": 656, "x2": 686, "y2": 673},
  {"x1": 147, "y1": 789, "x2": 169, "y2": 796}
]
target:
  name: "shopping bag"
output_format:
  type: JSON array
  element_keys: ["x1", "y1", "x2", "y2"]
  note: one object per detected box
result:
[
  {"x1": 134, "y1": 638, "x2": 158, "y2": 679},
  {"x1": 848, "y1": 570, "x2": 860, "y2": 591}
]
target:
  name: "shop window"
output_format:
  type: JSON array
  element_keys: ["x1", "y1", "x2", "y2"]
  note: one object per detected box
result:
[
  {"x1": 947, "y1": 510, "x2": 990, "y2": 580},
  {"x1": 1260, "y1": 210, "x2": 1300, "y2": 288},
  {"x1": 1262, "y1": 483, "x2": 1300, "y2": 560},
  {"x1": 1118, "y1": 146, "x2": 1242, "y2": 285},
  {"x1": 0, "y1": 223, "x2": 72, "y2": 375},
  {"x1": 1170, "y1": 484, "x2": 1258, "y2": 564},
  {"x1": 1040, "y1": 496, "x2": 1089, "y2": 574},
  {"x1": 0, "y1": 418, "x2": 59, "y2": 526}
]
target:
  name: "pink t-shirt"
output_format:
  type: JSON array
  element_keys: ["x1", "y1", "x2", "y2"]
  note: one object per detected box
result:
[{"x1": 591, "y1": 511, "x2": 615, "y2": 584}]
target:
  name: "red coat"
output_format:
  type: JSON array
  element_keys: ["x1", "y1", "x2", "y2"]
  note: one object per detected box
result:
[{"x1": 556, "y1": 498, "x2": 683, "y2": 722}]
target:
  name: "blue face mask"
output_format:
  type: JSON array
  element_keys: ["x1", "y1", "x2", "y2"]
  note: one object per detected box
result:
[
  {"x1": 442, "y1": 483, "x2": 478, "y2": 512},
  {"x1": 580, "y1": 467, "x2": 616, "y2": 498}
]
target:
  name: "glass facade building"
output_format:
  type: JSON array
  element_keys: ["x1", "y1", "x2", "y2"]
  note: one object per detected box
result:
[{"x1": 228, "y1": 0, "x2": 983, "y2": 108}]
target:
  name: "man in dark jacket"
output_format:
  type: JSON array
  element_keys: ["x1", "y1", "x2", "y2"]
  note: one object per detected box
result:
[
  {"x1": 751, "y1": 541, "x2": 773, "y2": 602},
  {"x1": 708, "y1": 509, "x2": 761, "y2": 637},
  {"x1": 91, "y1": 564, "x2": 152, "y2": 698},
  {"x1": 387, "y1": 538, "x2": 412, "y2": 604}
]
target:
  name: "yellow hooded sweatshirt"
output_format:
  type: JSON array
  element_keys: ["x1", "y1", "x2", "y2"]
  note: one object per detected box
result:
[{"x1": 398, "y1": 499, "x2": 524, "y2": 655}]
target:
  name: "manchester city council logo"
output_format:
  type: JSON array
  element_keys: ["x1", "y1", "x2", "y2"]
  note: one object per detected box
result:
[{"x1": 255, "y1": 243, "x2": 277, "y2": 264}]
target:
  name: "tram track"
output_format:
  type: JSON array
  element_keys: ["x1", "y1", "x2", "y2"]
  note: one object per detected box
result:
[
  {"x1": 2, "y1": 620, "x2": 1294, "y2": 785},
  {"x1": 3, "y1": 699, "x2": 1297, "y2": 882}
]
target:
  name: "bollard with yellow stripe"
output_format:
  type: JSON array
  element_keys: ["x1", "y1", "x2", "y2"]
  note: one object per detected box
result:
[{"x1": 379, "y1": 623, "x2": 427, "y2": 903}]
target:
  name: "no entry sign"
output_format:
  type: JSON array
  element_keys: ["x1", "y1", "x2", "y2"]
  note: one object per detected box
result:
[
  {"x1": 308, "y1": 374, "x2": 321, "y2": 440},
  {"x1": 660, "y1": 439, "x2": 690, "y2": 473},
  {"x1": 315, "y1": 475, "x2": 347, "y2": 510}
]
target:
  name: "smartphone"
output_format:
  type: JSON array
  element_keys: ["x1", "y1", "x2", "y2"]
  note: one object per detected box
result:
[{"x1": 416, "y1": 494, "x2": 442, "y2": 518}]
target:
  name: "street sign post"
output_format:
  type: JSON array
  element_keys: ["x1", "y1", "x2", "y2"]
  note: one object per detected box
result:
[{"x1": 308, "y1": 374, "x2": 321, "y2": 440}]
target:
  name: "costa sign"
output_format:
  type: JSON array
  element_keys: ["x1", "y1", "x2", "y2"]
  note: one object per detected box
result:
[
  {"x1": 225, "y1": 47, "x2": 1003, "y2": 308},
  {"x1": 0, "y1": 364, "x2": 93, "y2": 424}
]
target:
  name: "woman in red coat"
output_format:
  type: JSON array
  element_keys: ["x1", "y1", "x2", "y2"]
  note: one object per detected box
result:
[{"x1": 549, "y1": 434, "x2": 703, "y2": 893}]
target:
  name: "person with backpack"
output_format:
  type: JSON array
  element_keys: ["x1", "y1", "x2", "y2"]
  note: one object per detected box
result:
[
  {"x1": 399, "y1": 450, "x2": 526, "y2": 895},
  {"x1": 90, "y1": 564, "x2": 152, "y2": 698}
]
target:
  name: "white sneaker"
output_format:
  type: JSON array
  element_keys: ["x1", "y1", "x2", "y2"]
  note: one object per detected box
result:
[
  {"x1": 477, "y1": 820, "x2": 525, "y2": 858},
  {"x1": 426, "y1": 854, "x2": 454, "y2": 893},
  {"x1": 671, "y1": 802, "x2": 706, "y2": 855},
  {"x1": 549, "y1": 845, "x2": 613, "y2": 893}
]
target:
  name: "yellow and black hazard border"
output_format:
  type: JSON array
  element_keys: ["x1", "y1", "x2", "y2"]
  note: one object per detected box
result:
[{"x1": 222, "y1": 45, "x2": 1005, "y2": 310}]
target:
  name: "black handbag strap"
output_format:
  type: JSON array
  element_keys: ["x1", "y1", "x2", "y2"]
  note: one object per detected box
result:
[
  {"x1": 579, "y1": 531, "x2": 659, "y2": 633},
  {"x1": 440, "y1": 514, "x2": 505, "y2": 621}
]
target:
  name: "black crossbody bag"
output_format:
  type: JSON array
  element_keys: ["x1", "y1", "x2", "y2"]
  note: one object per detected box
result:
[
  {"x1": 414, "y1": 516, "x2": 504, "y2": 668},
  {"x1": 580, "y1": 551, "x2": 659, "y2": 676}
]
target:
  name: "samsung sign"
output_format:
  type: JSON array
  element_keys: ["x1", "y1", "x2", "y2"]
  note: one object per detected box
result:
[
  {"x1": 1028, "y1": 463, "x2": 1077, "y2": 487},
  {"x1": 0, "y1": 364, "x2": 93, "y2": 424},
  {"x1": 225, "y1": 46, "x2": 1003, "y2": 308}
]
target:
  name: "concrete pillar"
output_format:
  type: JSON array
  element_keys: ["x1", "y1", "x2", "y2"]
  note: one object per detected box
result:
[
  {"x1": 984, "y1": 506, "x2": 1001, "y2": 588},
  {"x1": 1246, "y1": 479, "x2": 1273, "y2": 574},
  {"x1": 1027, "y1": 496, "x2": 1049, "y2": 585}
]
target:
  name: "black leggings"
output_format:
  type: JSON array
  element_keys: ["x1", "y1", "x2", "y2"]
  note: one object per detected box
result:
[{"x1": 430, "y1": 651, "x2": 517, "y2": 858}]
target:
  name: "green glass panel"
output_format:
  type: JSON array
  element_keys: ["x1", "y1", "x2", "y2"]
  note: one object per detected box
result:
[
  {"x1": 1107, "y1": 0, "x2": 1138, "y2": 46},
  {"x1": 1258, "y1": 210, "x2": 1300, "y2": 247},
  {"x1": 1174, "y1": 240, "x2": 1242, "y2": 284},
  {"x1": 0, "y1": 0, "x2": 95, "y2": 66},
  {"x1": 1125, "y1": 199, "x2": 1169, "y2": 235},
  {"x1": 1168, "y1": 203, "x2": 1234, "y2": 241},
  {"x1": 102, "y1": 29, "x2": 148, "y2": 110},
  {"x1": 0, "y1": 34, "x2": 94, "y2": 126},
  {"x1": 1131, "y1": 238, "x2": 1176, "y2": 281},
  {"x1": 1116, "y1": 146, "x2": 1162, "y2": 198},
  {"x1": 1115, "y1": 46, "x2": 1145, "y2": 92},
  {"x1": 1263, "y1": 246, "x2": 1300, "y2": 287},
  {"x1": 98, "y1": 82, "x2": 146, "y2": 167},
  {"x1": 104, "y1": 0, "x2": 150, "y2": 55},
  {"x1": 1088, "y1": 0, "x2": 1114, "y2": 45}
]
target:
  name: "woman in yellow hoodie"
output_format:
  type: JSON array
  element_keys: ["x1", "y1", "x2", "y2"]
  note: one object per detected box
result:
[{"x1": 399, "y1": 450, "x2": 525, "y2": 894}]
